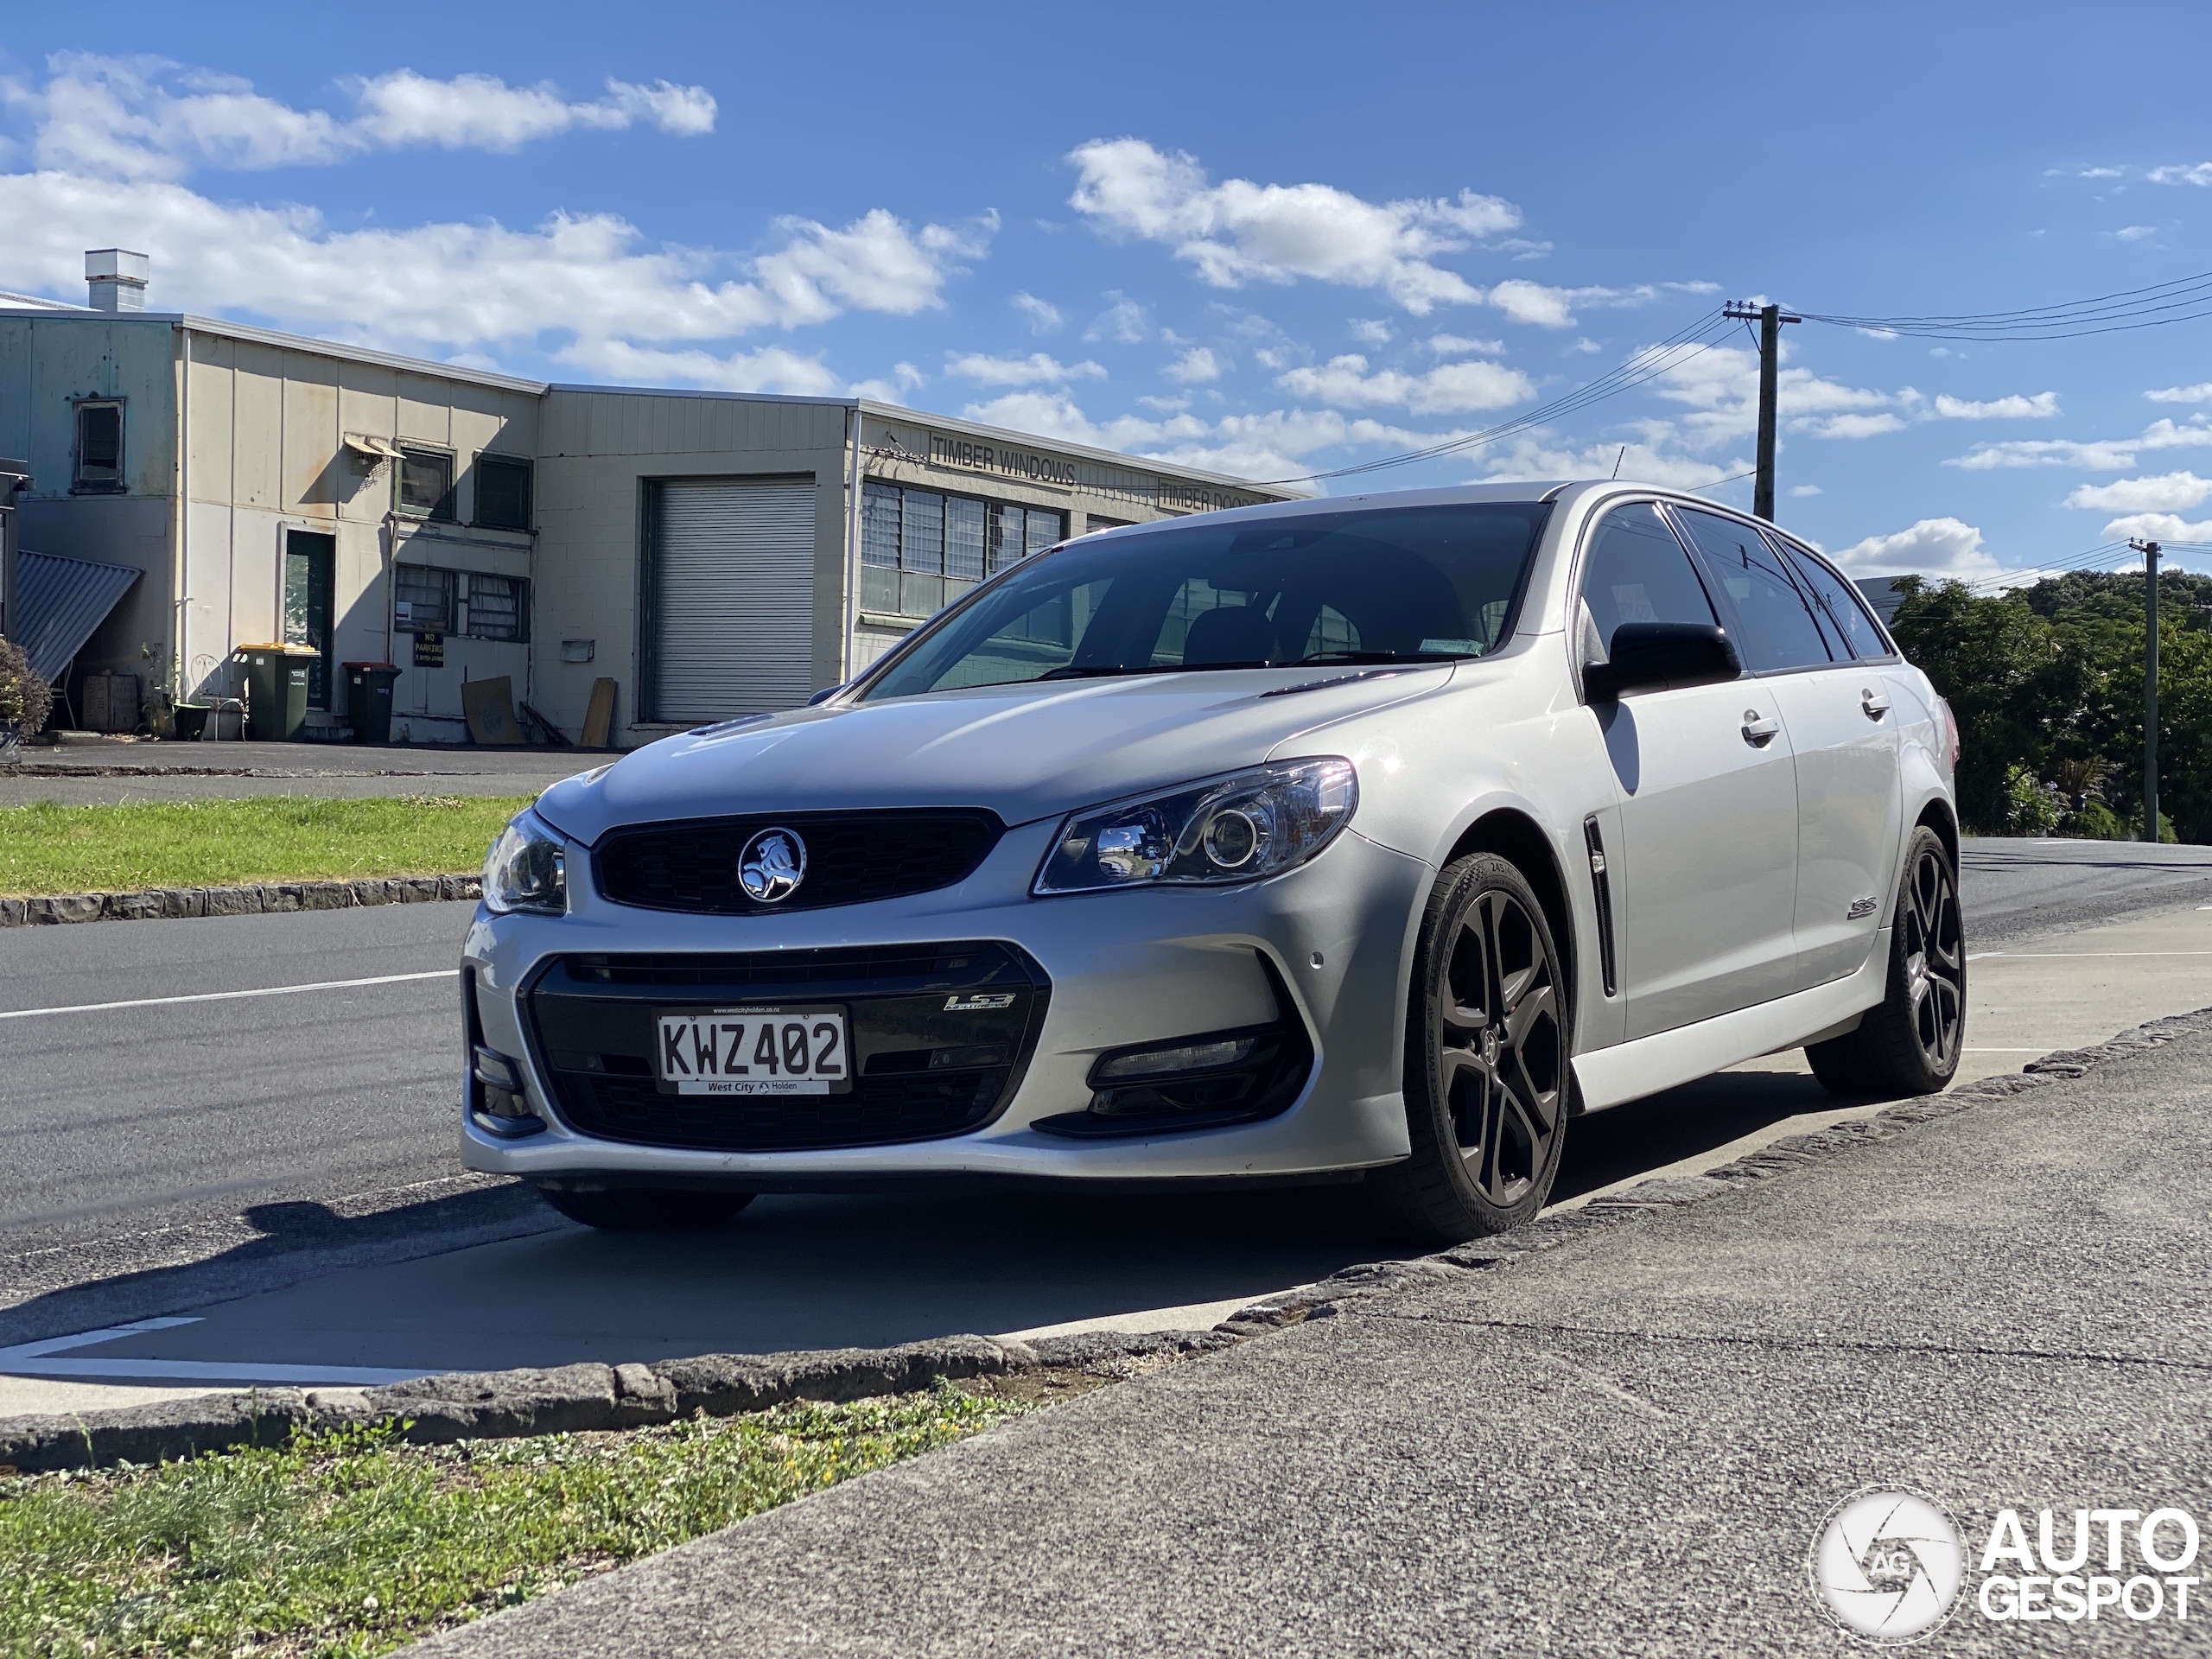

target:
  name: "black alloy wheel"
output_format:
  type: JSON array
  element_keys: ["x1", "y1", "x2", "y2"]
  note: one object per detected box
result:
[
  {"x1": 1377, "y1": 852, "x2": 1571, "y2": 1243},
  {"x1": 1899, "y1": 838, "x2": 1966, "y2": 1071},
  {"x1": 1806, "y1": 824, "x2": 1966, "y2": 1097}
]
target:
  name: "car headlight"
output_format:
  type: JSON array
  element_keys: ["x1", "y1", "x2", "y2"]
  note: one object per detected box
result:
[
  {"x1": 1035, "y1": 758, "x2": 1358, "y2": 894},
  {"x1": 483, "y1": 809, "x2": 568, "y2": 916}
]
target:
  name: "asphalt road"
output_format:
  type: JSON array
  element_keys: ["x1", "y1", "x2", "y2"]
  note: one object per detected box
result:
[
  {"x1": 412, "y1": 1020, "x2": 2212, "y2": 1658},
  {"x1": 1, "y1": 740, "x2": 602, "y2": 805},
  {"x1": 5, "y1": 835, "x2": 2212, "y2": 1394}
]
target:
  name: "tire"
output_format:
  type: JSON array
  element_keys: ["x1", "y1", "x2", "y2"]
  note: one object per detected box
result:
[
  {"x1": 1806, "y1": 825, "x2": 1965, "y2": 1097},
  {"x1": 533, "y1": 1185, "x2": 755, "y2": 1231},
  {"x1": 1372, "y1": 852, "x2": 1572, "y2": 1245}
]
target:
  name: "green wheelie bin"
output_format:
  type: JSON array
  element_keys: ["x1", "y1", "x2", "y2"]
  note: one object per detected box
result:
[{"x1": 237, "y1": 644, "x2": 315, "y2": 741}]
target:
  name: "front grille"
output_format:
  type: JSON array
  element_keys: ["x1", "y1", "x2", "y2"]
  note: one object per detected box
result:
[
  {"x1": 524, "y1": 942, "x2": 1048, "y2": 1152},
  {"x1": 595, "y1": 811, "x2": 1001, "y2": 915}
]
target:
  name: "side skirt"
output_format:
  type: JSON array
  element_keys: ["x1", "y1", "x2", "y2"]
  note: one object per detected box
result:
[{"x1": 1570, "y1": 929, "x2": 1891, "y2": 1114}]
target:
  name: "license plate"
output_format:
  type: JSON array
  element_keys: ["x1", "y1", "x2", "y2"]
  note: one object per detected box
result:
[{"x1": 653, "y1": 1006, "x2": 851, "y2": 1096}]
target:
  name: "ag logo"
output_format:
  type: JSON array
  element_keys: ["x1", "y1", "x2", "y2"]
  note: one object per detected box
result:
[
  {"x1": 738, "y1": 827, "x2": 807, "y2": 904},
  {"x1": 1809, "y1": 1489, "x2": 1966, "y2": 1643}
]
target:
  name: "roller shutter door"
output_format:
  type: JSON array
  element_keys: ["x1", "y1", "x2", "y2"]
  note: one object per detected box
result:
[{"x1": 650, "y1": 478, "x2": 817, "y2": 721}]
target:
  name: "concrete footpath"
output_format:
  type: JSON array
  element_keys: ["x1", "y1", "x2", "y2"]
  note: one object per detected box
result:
[
  {"x1": 1, "y1": 739, "x2": 601, "y2": 805},
  {"x1": 413, "y1": 1025, "x2": 2212, "y2": 1656}
]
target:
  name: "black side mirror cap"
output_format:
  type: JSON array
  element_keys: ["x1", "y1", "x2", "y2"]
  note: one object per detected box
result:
[
  {"x1": 1582, "y1": 622, "x2": 1741, "y2": 702},
  {"x1": 806, "y1": 683, "x2": 846, "y2": 707}
]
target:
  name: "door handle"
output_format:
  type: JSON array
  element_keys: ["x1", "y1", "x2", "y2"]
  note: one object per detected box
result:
[
  {"x1": 1860, "y1": 686, "x2": 1891, "y2": 721},
  {"x1": 1741, "y1": 709, "x2": 1779, "y2": 747}
]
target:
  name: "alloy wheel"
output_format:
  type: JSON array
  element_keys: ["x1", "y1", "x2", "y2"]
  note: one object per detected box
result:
[
  {"x1": 1901, "y1": 845, "x2": 1965, "y2": 1070},
  {"x1": 1434, "y1": 888, "x2": 1565, "y2": 1205}
]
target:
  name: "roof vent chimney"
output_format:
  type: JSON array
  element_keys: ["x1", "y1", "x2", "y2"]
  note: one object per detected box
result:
[{"x1": 86, "y1": 249, "x2": 150, "y2": 313}]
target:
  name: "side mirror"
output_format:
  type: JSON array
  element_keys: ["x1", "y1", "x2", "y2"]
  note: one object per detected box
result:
[{"x1": 1582, "y1": 622, "x2": 1741, "y2": 702}]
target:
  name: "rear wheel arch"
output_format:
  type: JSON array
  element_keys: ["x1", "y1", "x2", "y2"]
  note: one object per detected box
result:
[{"x1": 1916, "y1": 797, "x2": 1960, "y2": 869}]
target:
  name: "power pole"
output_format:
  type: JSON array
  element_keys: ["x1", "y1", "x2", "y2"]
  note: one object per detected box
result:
[
  {"x1": 2132, "y1": 537, "x2": 2162, "y2": 842},
  {"x1": 1724, "y1": 301, "x2": 1802, "y2": 519}
]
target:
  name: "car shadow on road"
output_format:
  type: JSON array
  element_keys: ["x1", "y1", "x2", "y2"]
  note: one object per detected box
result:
[{"x1": 7, "y1": 1068, "x2": 1890, "y2": 1375}]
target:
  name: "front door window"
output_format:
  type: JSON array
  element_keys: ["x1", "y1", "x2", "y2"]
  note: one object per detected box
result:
[{"x1": 283, "y1": 531, "x2": 336, "y2": 709}]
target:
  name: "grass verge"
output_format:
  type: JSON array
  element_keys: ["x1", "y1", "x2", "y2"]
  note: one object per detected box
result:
[
  {"x1": 0, "y1": 796, "x2": 534, "y2": 897},
  {"x1": 0, "y1": 1387, "x2": 1035, "y2": 1657}
]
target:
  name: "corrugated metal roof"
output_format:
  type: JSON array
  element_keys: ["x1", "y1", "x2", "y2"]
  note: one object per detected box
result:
[{"x1": 15, "y1": 550, "x2": 142, "y2": 682}]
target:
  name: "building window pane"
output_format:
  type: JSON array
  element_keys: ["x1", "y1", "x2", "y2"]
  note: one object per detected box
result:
[
  {"x1": 392, "y1": 565, "x2": 453, "y2": 633},
  {"x1": 1025, "y1": 509, "x2": 1065, "y2": 558},
  {"x1": 945, "y1": 496, "x2": 987, "y2": 582},
  {"x1": 988, "y1": 504, "x2": 1025, "y2": 575},
  {"x1": 74, "y1": 401, "x2": 124, "y2": 492},
  {"x1": 900, "y1": 487, "x2": 944, "y2": 577},
  {"x1": 399, "y1": 449, "x2": 456, "y2": 520},
  {"x1": 474, "y1": 455, "x2": 532, "y2": 531},
  {"x1": 861, "y1": 564, "x2": 899, "y2": 613},
  {"x1": 465, "y1": 573, "x2": 525, "y2": 642},
  {"x1": 861, "y1": 481, "x2": 901, "y2": 569}
]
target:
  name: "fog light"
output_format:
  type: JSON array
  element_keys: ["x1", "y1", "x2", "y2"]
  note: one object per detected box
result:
[
  {"x1": 470, "y1": 1046, "x2": 543, "y2": 1134},
  {"x1": 1095, "y1": 1035, "x2": 1259, "y2": 1081}
]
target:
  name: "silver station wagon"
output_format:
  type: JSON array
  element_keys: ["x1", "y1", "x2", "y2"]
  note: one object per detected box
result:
[{"x1": 461, "y1": 481, "x2": 1962, "y2": 1241}]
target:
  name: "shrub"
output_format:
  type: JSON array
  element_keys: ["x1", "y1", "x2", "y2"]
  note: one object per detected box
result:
[{"x1": 0, "y1": 636, "x2": 53, "y2": 734}]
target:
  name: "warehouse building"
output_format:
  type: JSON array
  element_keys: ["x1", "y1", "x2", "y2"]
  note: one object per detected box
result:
[{"x1": 0, "y1": 253, "x2": 1297, "y2": 747}]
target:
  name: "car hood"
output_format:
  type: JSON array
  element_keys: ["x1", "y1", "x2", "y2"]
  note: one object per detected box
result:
[{"x1": 533, "y1": 666, "x2": 1453, "y2": 844}]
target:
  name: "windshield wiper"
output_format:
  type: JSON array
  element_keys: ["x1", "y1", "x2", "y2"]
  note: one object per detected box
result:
[
  {"x1": 1293, "y1": 649, "x2": 1475, "y2": 665},
  {"x1": 1036, "y1": 661, "x2": 1269, "y2": 681}
]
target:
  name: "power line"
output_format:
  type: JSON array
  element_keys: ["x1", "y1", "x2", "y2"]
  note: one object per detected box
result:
[
  {"x1": 1800, "y1": 268, "x2": 2212, "y2": 341},
  {"x1": 1253, "y1": 308, "x2": 1737, "y2": 486}
]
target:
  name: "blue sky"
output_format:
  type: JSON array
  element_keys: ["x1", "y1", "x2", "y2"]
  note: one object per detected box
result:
[{"x1": 5, "y1": 1, "x2": 2212, "y2": 585}]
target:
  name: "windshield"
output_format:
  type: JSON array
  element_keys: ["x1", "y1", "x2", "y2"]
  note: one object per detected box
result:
[{"x1": 857, "y1": 500, "x2": 1553, "y2": 701}]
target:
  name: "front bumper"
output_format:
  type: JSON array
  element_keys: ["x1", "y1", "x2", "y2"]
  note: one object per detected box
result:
[{"x1": 460, "y1": 820, "x2": 1429, "y2": 1184}]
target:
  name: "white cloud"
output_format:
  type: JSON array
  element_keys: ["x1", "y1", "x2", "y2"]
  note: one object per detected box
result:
[
  {"x1": 0, "y1": 170, "x2": 988, "y2": 352},
  {"x1": 848, "y1": 361, "x2": 926, "y2": 404},
  {"x1": 2064, "y1": 471, "x2": 2212, "y2": 512},
  {"x1": 2107, "y1": 225, "x2": 2160, "y2": 242},
  {"x1": 1164, "y1": 346, "x2": 1224, "y2": 384},
  {"x1": 1349, "y1": 318, "x2": 1393, "y2": 346},
  {"x1": 1010, "y1": 292, "x2": 1063, "y2": 334},
  {"x1": 1832, "y1": 518, "x2": 2000, "y2": 582},
  {"x1": 1475, "y1": 431, "x2": 1750, "y2": 491},
  {"x1": 1427, "y1": 333, "x2": 1504, "y2": 356},
  {"x1": 1084, "y1": 295, "x2": 1148, "y2": 343},
  {"x1": 1649, "y1": 342, "x2": 1897, "y2": 445},
  {"x1": 943, "y1": 351, "x2": 1104, "y2": 387},
  {"x1": 2147, "y1": 382, "x2": 2212, "y2": 404},
  {"x1": 1931, "y1": 391, "x2": 2060, "y2": 419},
  {"x1": 1066, "y1": 137, "x2": 1518, "y2": 314},
  {"x1": 957, "y1": 388, "x2": 1431, "y2": 484},
  {"x1": 2149, "y1": 162, "x2": 2212, "y2": 186},
  {"x1": 1274, "y1": 352, "x2": 1536, "y2": 415},
  {"x1": 1948, "y1": 416, "x2": 2212, "y2": 471},
  {"x1": 1789, "y1": 483, "x2": 1822, "y2": 498},
  {"x1": 2097, "y1": 512, "x2": 2212, "y2": 543},
  {"x1": 15, "y1": 54, "x2": 715, "y2": 180},
  {"x1": 1806, "y1": 412, "x2": 1905, "y2": 440},
  {"x1": 559, "y1": 340, "x2": 842, "y2": 396}
]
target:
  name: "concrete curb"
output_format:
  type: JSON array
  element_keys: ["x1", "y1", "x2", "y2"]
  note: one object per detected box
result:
[
  {"x1": 3, "y1": 1007, "x2": 2203, "y2": 1474},
  {"x1": 0, "y1": 1330, "x2": 1230, "y2": 1474},
  {"x1": 0, "y1": 873, "x2": 480, "y2": 927}
]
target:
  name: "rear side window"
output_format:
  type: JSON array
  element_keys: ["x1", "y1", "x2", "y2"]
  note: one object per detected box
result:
[
  {"x1": 1672, "y1": 507, "x2": 1833, "y2": 672},
  {"x1": 1575, "y1": 503, "x2": 1719, "y2": 662},
  {"x1": 1773, "y1": 537, "x2": 1890, "y2": 660}
]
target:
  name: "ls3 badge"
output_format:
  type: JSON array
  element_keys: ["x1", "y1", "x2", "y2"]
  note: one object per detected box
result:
[{"x1": 945, "y1": 994, "x2": 1016, "y2": 1011}]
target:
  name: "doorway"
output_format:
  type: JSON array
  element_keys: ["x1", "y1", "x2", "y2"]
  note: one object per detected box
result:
[{"x1": 283, "y1": 531, "x2": 335, "y2": 709}]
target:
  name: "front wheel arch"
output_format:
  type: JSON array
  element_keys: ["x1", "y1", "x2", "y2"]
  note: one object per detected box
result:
[{"x1": 1440, "y1": 808, "x2": 1579, "y2": 1021}]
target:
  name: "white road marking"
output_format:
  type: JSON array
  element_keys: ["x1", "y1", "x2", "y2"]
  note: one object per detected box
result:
[
  {"x1": 1966, "y1": 950, "x2": 2212, "y2": 961},
  {"x1": 0, "y1": 1318, "x2": 423, "y2": 1386},
  {"x1": 0, "y1": 969, "x2": 452, "y2": 1021},
  {"x1": 0, "y1": 1316, "x2": 202, "y2": 1360},
  {"x1": 0, "y1": 1357, "x2": 426, "y2": 1384}
]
